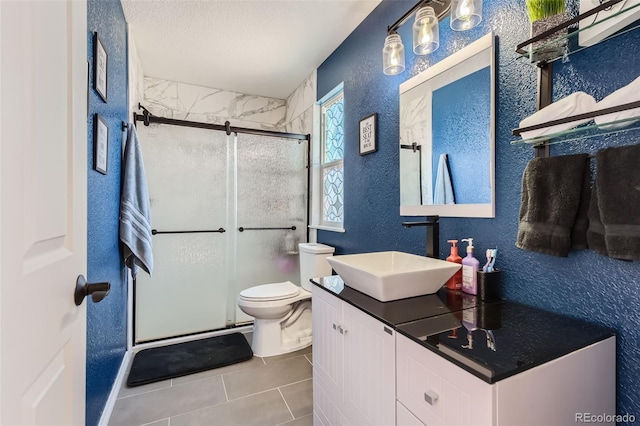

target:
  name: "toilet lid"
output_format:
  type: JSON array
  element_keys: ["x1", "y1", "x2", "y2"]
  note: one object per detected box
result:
[{"x1": 239, "y1": 281, "x2": 301, "y2": 301}]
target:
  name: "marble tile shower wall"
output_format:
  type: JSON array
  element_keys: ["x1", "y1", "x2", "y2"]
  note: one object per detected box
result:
[
  {"x1": 128, "y1": 33, "x2": 145, "y2": 116},
  {"x1": 142, "y1": 71, "x2": 316, "y2": 135},
  {"x1": 143, "y1": 77, "x2": 287, "y2": 131},
  {"x1": 285, "y1": 71, "x2": 316, "y2": 136}
]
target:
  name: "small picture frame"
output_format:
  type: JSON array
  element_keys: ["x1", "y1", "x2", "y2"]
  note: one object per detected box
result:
[
  {"x1": 359, "y1": 113, "x2": 378, "y2": 155},
  {"x1": 94, "y1": 114, "x2": 108, "y2": 175},
  {"x1": 93, "y1": 32, "x2": 108, "y2": 102}
]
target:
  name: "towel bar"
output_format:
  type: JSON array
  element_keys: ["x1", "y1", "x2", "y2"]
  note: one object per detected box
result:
[{"x1": 151, "y1": 228, "x2": 226, "y2": 235}]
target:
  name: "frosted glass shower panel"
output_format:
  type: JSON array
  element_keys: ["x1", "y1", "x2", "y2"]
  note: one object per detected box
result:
[
  {"x1": 137, "y1": 125, "x2": 229, "y2": 230},
  {"x1": 135, "y1": 125, "x2": 231, "y2": 342},
  {"x1": 135, "y1": 233, "x2": 228, "y2": 341},
  {"x1": 234, "y1": 135, "x2": 308, "y2": 323}
]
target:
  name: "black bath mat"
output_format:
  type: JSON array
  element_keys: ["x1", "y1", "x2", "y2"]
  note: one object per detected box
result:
[{"x1": 127, "y1": 332, "x2": 253, "y2": 387}]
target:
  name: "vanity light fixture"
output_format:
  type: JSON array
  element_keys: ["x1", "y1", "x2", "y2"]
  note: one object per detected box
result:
[
  {"x1": 450, "y1": 0, "x2": 482, "y2": 31},
  {"x1": 413, "y1": 6, "x2": 440, "y2": 54},
  {"x1": 382, "y1": 33, "x2": 406, "y2": 75},
  {"x1": 383, "y1": 0, "x2": 482, "y2": 75}
]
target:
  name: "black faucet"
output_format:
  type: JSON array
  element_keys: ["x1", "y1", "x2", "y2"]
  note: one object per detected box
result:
[{"x1": 402, "y1": 215, "x2": 440, "y2": 259}]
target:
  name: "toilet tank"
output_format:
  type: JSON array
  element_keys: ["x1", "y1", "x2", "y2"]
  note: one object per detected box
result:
[{"x1": 298, "y1": 243, "x2": 335, "y2": 291}]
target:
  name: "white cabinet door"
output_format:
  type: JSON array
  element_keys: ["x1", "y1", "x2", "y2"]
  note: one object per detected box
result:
[
  {"x1": 343, "y1": 302, "x2": 396, "y2": 426},
  {"x1": 312, "y1": 286, "x2": 345, "y2": 424},
  {"x1": 312, "y1": 286, "x2": 344, "y2": 400},
  {"x1": 0, "y1": 1, "x2": 88, "y2": 424},
  {"x1": 312, "y1": 287, "x2": 396, "y2": 426}
]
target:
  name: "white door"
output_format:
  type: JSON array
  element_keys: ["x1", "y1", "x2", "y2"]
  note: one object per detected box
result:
[{"x1": 0, "y1": 1, "x2": 88, "y2": 424}]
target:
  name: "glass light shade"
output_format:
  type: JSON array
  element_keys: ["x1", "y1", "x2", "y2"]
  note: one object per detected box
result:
[
  {"x1": 413, "y1": 6, "x2": 439, "y2": 55},
  {"x1": 382, "y1": 34, "x2": 405, "y2": 75},
  {"x1": 450, "y1": 0, "x2": 482, "y2": 31}
]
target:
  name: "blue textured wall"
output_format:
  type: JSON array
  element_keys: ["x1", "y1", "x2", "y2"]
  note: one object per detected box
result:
[
  {"x1": 87, "y1": 0, "x2": 128, "y2": 424},
  {"x1": 318, "y1": 0, "x2": 640, "y2": 415}
]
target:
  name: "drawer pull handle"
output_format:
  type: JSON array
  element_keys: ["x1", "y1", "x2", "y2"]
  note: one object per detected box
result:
[{"x1": 424, "y1": 390, "x2": 439, "y2": 405}]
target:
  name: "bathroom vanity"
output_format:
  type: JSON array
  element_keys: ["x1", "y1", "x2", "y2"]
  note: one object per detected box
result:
[{"x1": 311, "y1": 276, "x2": 616, "y2": 426}]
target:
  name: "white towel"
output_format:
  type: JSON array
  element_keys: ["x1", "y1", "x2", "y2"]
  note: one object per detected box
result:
[
  {"x1": 594, "y1": 75, "x2": 640, "y2": 130},
  {"x1": 119, "y1": 124, "x2": 154, "y2": 277},
  {"x1": 519, "y1": 92, "x2": 597, "y2": 140},
  {"x1": 433, "y1": 154, "x2": 455, "y2": 204}
]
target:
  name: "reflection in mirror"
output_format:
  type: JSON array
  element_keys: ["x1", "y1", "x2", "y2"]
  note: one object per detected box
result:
[{"x1": 400, "y1": 32, "x2": 495, "y2": 218}]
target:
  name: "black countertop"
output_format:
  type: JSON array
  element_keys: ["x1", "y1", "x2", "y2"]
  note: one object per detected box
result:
[
  {"x1": 311, "y1": 276, "x2": 616, "y2": 384},
  {"x1": 311, "y1": 275, "x2": 483, "y2": 327}
]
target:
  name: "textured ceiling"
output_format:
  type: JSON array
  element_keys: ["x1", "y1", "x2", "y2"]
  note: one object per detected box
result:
[{"x1": 121, "y1": 0, "x2": 382, "y2": 99}]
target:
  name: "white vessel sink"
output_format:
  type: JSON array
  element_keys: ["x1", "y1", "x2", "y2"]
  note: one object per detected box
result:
[{"x1": 326, "y1": 251, "x2": 461, "y2": 302}]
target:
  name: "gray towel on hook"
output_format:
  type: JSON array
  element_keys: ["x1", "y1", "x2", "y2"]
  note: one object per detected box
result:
[
  {"x1": 119, "y1": 124, "x2": 154, "y2": 276},
  {"x1": 571, "y1": 159, "x2": 592, "y2": 250},
  {"x1": 516, "y1": 154, "x2": 590, "y2": 257},
  {"x1": 594, "y1": 144, "x2": 640, "y2": 260},
  {"x1": 586, "y1": 181, "x2": 608, "y2": 257}
]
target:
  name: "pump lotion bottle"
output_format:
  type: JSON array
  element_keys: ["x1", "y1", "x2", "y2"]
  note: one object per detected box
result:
[
  {"x1": 461, "y1": 238, "x2": 480, "y2": 295},
  {"x1": 446, "y1": 240, "x2": 463, "y2": 290}
]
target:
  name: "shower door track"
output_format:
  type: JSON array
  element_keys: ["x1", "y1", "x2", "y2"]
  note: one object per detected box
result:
[{"x1": 133, "y1": 104, "x2": 310, "y2": 141}]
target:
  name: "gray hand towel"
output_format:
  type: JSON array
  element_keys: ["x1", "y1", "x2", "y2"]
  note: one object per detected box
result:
[
  {"x1": 595, "y1": 144, "x2": 640, "y2": 260},
  {"x1": 571, "y1": 159, "x2": 591, "y2": 250},
  {"x1": 119, "y1": 124, "x2": 154, "y2": 276},
  {"x1": 516, "y1": 154, "x2": 590, "y2": 257},
  {"x1": 586, "y1": 181, "x2": 608, "y2": 257}
]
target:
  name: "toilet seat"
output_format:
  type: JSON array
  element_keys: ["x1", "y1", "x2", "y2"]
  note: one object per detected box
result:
[{"x1": 239, "y1": 281, "x2": 300, "y2": 302}]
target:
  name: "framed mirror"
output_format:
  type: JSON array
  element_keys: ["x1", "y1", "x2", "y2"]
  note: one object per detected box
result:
[{"x1": 400, "y1": 32, "x2": 495, "y2": 218}]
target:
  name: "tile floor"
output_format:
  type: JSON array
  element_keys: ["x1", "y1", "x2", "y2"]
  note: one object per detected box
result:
[{"x1": 108, "y1": 333, "x2": 313, "y2": 426}]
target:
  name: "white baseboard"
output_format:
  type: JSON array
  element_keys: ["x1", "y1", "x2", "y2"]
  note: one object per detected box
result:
[{"x1": 98, "y1": 350, "x2": 132, "y2": 426}]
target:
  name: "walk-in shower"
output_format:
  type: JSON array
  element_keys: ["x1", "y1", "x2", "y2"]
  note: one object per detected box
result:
[{"x1": 132, "y1": 111, "x2": 309, "y2": 344}]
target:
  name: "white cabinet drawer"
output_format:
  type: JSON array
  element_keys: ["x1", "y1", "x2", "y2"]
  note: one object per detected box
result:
[
  {"x1": 397, "y1": 401, "x2": 425, "y2": 426},
  {"x1": 396, "y1": 334, "x2": 494, "y2": 426}
]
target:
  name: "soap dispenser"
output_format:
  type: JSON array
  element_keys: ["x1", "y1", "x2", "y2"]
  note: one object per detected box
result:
[
  {"x1": 445, "y1": 240, "x2": 463, "y2": 290},
  {"x1": 461, "y1": 238, "x2": 480, "y2": 295}
]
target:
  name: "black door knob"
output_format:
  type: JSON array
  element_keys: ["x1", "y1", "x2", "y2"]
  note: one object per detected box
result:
[{"x1": 74, "y1": 275, "x2": 111, "y2": 306}]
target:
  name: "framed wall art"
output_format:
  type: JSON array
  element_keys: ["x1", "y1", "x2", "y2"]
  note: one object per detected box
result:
[
  {"x1": 359, "y1": 113, "x2": 378, "y2": 155},
  {"x1": 93, "y1": 32, "x2": 108, "y2": 102},
  {"x1": 94, "y1": 114, "x2": 108, "y2": 174}
]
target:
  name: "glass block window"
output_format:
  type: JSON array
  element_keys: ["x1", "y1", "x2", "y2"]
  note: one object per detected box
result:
[{"x1": 320, "y1": 89, "x2": 344, "y2": 226}]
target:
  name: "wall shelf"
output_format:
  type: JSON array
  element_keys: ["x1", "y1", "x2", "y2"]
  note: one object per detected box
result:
[
  {"x1": 513, "y1": 0, "x2": 640, "y2": 156},
  {"x1": 511, "y1": 100, "x2": 640, "y2": 146},
  {"x1": 515, "y1": 0, "x2": 640, "y2": 65},
  {"x1": 511, "y1": 115, "x2": 640, "y2": 147}
]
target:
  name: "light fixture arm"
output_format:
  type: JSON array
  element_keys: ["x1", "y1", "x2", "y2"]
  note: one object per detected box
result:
[{"x1": 387, "y1": 0, "x2": 451, "y2": 35}]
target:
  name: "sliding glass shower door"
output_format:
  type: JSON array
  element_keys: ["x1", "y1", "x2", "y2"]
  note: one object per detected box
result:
[
  {"x1": 233, "y1": 134, "x2": 308, "y2": 324},
  {"x1": 134, "y1": 124, "x2": 308, "y2": 343}
]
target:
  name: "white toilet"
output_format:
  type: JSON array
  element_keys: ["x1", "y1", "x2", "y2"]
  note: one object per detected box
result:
[{"x1": 237, "y1": 242, "x2": 335, "y2": 357}]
